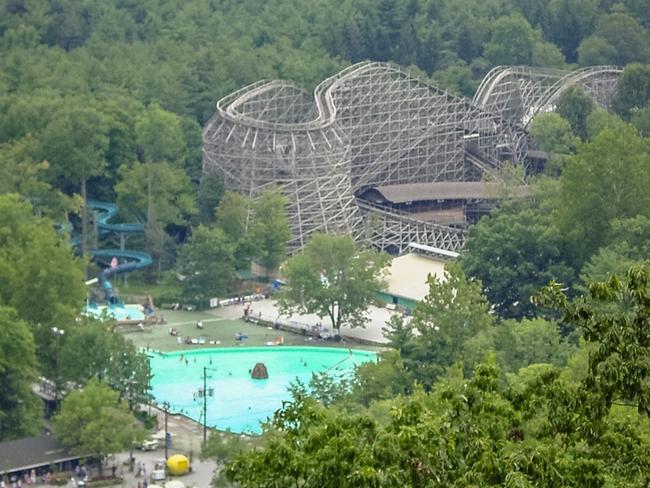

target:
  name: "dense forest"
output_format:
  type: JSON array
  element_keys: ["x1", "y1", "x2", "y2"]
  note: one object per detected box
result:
[
  {"x1": 2, "y1": 0, "x2": 650, "y2": 486},
  {"x1": 2, "y1": 0, "x2": 650, "y2": 268}
]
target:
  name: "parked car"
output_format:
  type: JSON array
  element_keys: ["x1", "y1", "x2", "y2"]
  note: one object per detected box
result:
[
  {"x1": 138, "y1": 439, "x2": 159, "y2": 451},
  {"x1": 151, "y1": 461, "x2": 166, "y2": 481}
]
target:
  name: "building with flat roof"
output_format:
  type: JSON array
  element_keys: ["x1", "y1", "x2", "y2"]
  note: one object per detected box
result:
[{"x1": 378, "y1": 244, "x2": 456, "y2": 310}]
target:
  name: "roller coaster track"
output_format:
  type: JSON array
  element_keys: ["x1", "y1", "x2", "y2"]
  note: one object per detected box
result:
[
  {"x1": 473, "y1": 65, "x2": 622, "y2": 127},
  {"x1": 205, "y1": 62, "x2": 621, "y2": 253}
]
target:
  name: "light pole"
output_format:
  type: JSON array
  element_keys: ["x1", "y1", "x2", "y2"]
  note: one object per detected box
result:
[
  {"x1": 199, "y1": 367, "x2": 217, "y2": 447},
  {"x1": 163, "y1": 401, "x2": 170, "y2": 460},
  {"x1": 51, "y1": 327, "x2": 65, "y2": 409},
  {"x1": 203, "y1": 367, "x2": 207, "y2": 446}
]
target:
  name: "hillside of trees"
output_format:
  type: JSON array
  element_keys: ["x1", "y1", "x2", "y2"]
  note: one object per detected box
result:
[
  {"x1": 1, "y1": 0, "x2": 650, "y2": 485},
  {"x1": 2, "y1": 0, "x2": 650, "y2": 263},
  {"x1": 2, "y1": 0, "x2": 650, "y2": 273}
]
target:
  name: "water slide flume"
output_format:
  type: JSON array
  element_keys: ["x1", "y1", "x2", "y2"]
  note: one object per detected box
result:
[{"x1": 82, "y1": 201, "x2": 153, "y2": 323}]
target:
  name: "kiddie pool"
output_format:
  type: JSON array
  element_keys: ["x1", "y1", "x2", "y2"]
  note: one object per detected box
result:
[{"x1": 149, "y1": 347, "x2": 377, "y2": 434}]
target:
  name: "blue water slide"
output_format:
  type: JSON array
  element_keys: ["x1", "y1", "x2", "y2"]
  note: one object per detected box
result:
[{"x1": 86, "y1": 201, "x2": 153, "y2": 304}]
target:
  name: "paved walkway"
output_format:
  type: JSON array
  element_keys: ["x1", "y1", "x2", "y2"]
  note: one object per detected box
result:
[
  {"x1": 210, "y1": 298, "x2": 395, "y2": 344},
  {"x1": 95, "y1": 407, "x2": 218, "y2": 488}
]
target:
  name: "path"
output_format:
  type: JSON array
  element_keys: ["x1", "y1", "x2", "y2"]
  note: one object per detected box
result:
[
  {"x1": 106, "y1": 406, "x2": 219, "y2": 487},
  {"x1": 209, "y1": 298, "x2": 394, "y2": 344}
]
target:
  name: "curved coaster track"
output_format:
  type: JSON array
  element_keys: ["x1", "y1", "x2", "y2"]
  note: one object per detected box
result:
[{"x1": 204, "y1": 62, "x2": 621, "y2": 254}]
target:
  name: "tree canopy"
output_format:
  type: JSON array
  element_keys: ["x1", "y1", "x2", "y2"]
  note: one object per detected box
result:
[
  {"x1": 0, "y1": 193, "x2": 85, "y2": 335},
  {"x1": 53, "y1": 379, "x2": 145, "y2": 461},
  {"x1": 177, "y1": 225, "x2": 236, "y2": 307},
  {"x1": 278, "y1": 233, "x2": 390, "y2": 332},
  {"x1": 217, "y1": 265, "x2": 650, "y2": 487},
  {"x1": 249, "y1": 186, "x2": 291, "y2": 273},
  {"x1": 58, "y1": 322, "x2": 151, "y2": 407},
  {"x1": 0, "y1": 306, "x2": 41, "y2": 441},
  {"x1": 461, "y1": 200, "x2": 575, "y2": 319},
  {"x1": 552, "y1": 126, "x2": 650, "y2": 265}
]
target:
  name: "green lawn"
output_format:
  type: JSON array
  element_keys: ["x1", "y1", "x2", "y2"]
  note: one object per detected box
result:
[
  {"x1": 114, "y1": 274, "x2": 182, "y2": 299},
  {"x1": 122, "y1": 310, "x2": 380, "y2": 352}
]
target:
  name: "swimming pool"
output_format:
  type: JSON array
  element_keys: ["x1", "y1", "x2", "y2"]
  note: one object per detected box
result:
[
  {"x1": 148, "y1": 347, "x2": 376, "y2": 434},
  {"x1": 84, "y1": 303, "x2": 145, "y2": 321}
]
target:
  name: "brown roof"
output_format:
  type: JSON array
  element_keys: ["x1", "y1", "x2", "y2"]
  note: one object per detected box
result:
[
  {"x1": 0, "y1": 435, "x2": 84, "y2": 474},
  {"x1": 366, "y1": 182, "x2": 533, "y2": 204}
]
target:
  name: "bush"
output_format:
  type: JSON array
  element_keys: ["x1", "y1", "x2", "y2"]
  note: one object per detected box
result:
[{"x1": 134, "y1": 410, "x2": 157, "y2": 429}]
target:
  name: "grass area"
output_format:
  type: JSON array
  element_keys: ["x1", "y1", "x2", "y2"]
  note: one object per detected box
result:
[
  {"x1": 115, "y1": 274, "x2": 182, "y2": 299},
  {"x1": 122, "y1": 309, "x2": 380, "y2": 352}
]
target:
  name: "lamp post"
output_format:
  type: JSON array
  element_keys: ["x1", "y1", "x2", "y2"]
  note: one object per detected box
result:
[
  {"x1": 203, "y1": 367, "x2": 207, "y2": 446},
  {"x1": 198, "y1": 367, "x2": 217, "y2": 448},
  {"x1": 51, "y1": 327, "x2": 65, "y2": 409},
  {"x1": 163, "y1": 401, "x2": 169, "y2": 460}
]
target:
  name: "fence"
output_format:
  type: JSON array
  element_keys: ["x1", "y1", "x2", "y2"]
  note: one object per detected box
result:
[{"x1": 243, "y1": 311, "x2": 337, "y2": 340}]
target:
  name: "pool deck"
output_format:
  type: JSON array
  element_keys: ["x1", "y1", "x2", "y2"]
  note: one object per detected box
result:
[
  {"x1": 208, "y1": 298, "x2": 394, "y2": 344},
  {"x1": 123, "y1": 298, "x2": 394, "y2": 354}
]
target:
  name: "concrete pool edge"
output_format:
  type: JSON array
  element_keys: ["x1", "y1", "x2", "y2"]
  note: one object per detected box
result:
[{"x1": 147, "y1": 345, "x2": 378, "y2": 359}]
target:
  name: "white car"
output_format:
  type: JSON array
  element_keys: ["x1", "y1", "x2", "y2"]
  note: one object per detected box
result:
[
  {"x1": 151, "y1": 461, "x2": 166, "y2": 481},
  {"x1": 138, "y1": 439, "x2": 159, "y2": 451}
]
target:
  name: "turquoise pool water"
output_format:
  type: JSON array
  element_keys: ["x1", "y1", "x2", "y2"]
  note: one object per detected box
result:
[
  {"x1": 148, "y1": 347, "x2": 376, "y2": 434},
  {"x1": 84, "y1": 303, "x2": 145, "y2": 321}
]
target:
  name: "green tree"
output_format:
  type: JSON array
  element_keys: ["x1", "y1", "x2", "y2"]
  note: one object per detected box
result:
[
  {"x1": 249, "y1": 186, "x2": 291, "y2": 273},
  {"x1": 461, "y1": 200, "x2": 575, "y2": 319},
  {"x1": 0, "y1": 306, "x2": 41, "y2": 441},
  {"x1": 531, "y1": 40, "x2": 566, "y2": 68},
  {"x1": 53, "y1": 379, "x2": 145, "y2": 470},
  {"x1": 577, "y1": 35, "x2": 618, "y2": 65},
  {"x1": 631, "y1": 102, "x2": 650, "y2": 136},
  {"x1": 578, "y1": 215, "x2": 650, "y2": 288},
  {"x1": 116, "y1": 104, "x2": 195, "y2": 271},
  {"x1": 58, "y1": 322, "x2": 151, "y2": 407},
  {"x1": 556, "y1": 85, "x2": 595, "y2": 139},
  {"x1": 496, "y1": 318, "x2": 574, "y2": 373},
  {"x1": 546, "y1": 0, "x2": 598, "y2": 62},
  {"x1": 552, "y1": 126, "x2": 650, "y2": 265},
  {"x1": 348, "y1": 350, "x2": 413, "y2": 406},
  {"x1": 585, "y1": 108, "x2": 628, "y2": 139},
  {"x1": 220, "y1": 360, "x2": 531, "y2": 487},
  {"x1": 197, "y1": 169, "x2": 224, "y2": 225},
  {"x1": 537, "y1": 264, "x2": 650, "y2": 419},
  {"x1": 614, "y1": 63, "x2": 650, "y2": 119},
  {"x1": 484, "y1": 13, "x2": 537, "y2": 65},
  {"x1": 39, "y1": 105, "x2": 109, "y2": 256},
  {"x1": 390, "y1": 263, "x2": 495, "y2": 388},
  {"x1": 215, "y1": 190, "x2": 255, "y2": 268},
  {"x1": 134, "y1": 104, "x2": 185, "y2": 165},
  {"x1": 0, "y1": 194, "x2": 85, "y2": 348},
  {"x1": 278, "y1": 233, "x2": 389, "y2": 333},
  {"x1": 529, "y1": 112, "x2": 579, "y2": 155},
  {"x1": 177, "y1": 225, "x2": 236, "y2": 307},
  {"x1": 222, "y1": 354, "x2": 650, "y2": 487},
  {"x1": 116, "y1": 160, "x2": 197, "y2": 273},
  {"x1": 592, "y1": 11, "x2": 650, "y2": 66},
  {"x1": 0, "y1": 136, "x2": 73, "y2": 217},
  {"x1": 431, "y1": 64, "x2": 476, "y2": 97},
  {"x1": 215, "y1": 190, "x2": 250, "y2": 240},
  {"x1": 89, "y1": 96, "x2": 143, "y2": 202},
  {"x1": 116, "y1": 161, "x2": 196, "y2": 230}
]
